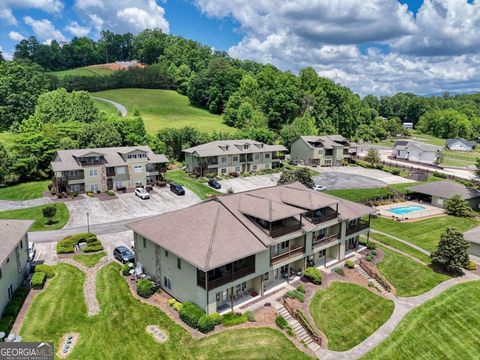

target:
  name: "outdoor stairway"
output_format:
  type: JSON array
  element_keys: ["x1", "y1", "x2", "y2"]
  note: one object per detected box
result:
[
  {"x1": 277, "y1": 305, "x2": 320, "y2": 352},
  {"x1": 354, "y1": 264, "x2": 389, "y2": 295}
]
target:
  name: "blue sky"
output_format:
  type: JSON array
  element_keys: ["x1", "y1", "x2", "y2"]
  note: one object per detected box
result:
[{"x1": 1, "y1": 1, "x2": 480, "y2": 95}]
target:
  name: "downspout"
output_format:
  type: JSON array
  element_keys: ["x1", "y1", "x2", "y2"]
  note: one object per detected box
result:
[{"x1": 205, "y1": 270, "x2": 209, "y2": 314}]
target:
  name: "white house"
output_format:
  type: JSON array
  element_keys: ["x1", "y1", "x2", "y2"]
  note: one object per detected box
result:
[
  {"x1": 392, "y1": 140, "x2": 443, "y2": 165},
  {"x1": 403, "y1": 122, "x2": 414, "y2": 130},
  {"x1": 445, "y1": 138, "x2": 477, "y2": 152}
]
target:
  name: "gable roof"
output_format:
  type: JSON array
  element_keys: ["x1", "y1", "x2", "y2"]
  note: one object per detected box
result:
[
  {"x1": 464, "y1": 226, "x2": 480, "y2": 245},
  {"x1": 127, "y1": 182, "x2": 374, "y2": 271},
  {"x1": 408, "y1": 180, "x2": 480, "y2": 200},
  {"x1": 394, "y1": 140, "x2": 443, "y2": 152},
  {"x1": 50, "y1": 146, "x2": 168, "y2": 172},
  {"x1": 0, "y1": 220, "x2": 34, "y2": 266},
  {"x1": 183, "y1": 140, "x2": 286, "y2": 157},
  {"x1": 299, "y1": 135, "x2": 352, "y2": 149},
  {"x1": 445, "y1": 138, "x2": 477, "y2": 148}
]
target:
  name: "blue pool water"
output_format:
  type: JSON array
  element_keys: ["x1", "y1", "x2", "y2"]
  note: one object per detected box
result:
[{"x1": 388, "y1": 205, "x2": 425, "y2": 215}]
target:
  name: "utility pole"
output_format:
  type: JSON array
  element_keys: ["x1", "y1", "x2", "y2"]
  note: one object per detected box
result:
[{"x1": 86, "y1": 212, "x2": 90, "y2": 233}]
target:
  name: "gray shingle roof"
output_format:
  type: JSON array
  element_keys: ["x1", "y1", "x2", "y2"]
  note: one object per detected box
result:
[
  {"x1": 183, "y1": 140, "x2": 286, "y2": 157},
  {"x1": 127, "y1": 182, "x2": 374, "y2": 270},
  {"x1": 408, "y1": 181, "x2": 480, "y2": 200},
  {"x1": 445, "y1": 138, "x2": 477, "y2": 148},
  {"x1": 464, "y1": 226, "x2": 480, "y2": 244},
  {"x1": 50, "y1": 146, "x2": 169, "y2": 172},
  {"x1": 300, "y1": 135, "x2": 352, "y2": 150},
  {"x1": 0, "y1": 220, "x2": 33, "y2": 266},
  {"x1": 393, "y1": 140, "x2": 443, "y2": 152}
]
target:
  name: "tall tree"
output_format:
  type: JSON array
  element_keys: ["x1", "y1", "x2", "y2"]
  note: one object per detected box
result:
[{"x1": 431, "y1": 227, "x2": 470, "y2": 274}]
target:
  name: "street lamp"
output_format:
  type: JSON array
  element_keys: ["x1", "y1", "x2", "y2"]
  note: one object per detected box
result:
[{"x1": 86, "y1": 212, "x2": 90, "y2": 233}]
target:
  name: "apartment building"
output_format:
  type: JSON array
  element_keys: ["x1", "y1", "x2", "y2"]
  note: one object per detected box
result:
[
  {"x1": 128, "y1": 182, "x2": 373, "y2": 314},
  {"x1": 183, "y1": 140, "x2": 287, "y2": 177},
  {"x1": 290, "y1": 135, "x2": 357, "y2": 166},
  {"x1": 50, "y1": 146, "x2": 168, "y2": 193},
  {"x1": 0, "y1": 220, "x2": 33, "y2": 315}
]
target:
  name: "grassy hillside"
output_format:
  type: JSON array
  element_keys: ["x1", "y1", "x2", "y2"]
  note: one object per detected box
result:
[
  {"x1": 51, "y1": 66, "x2": 114, "y2": 79},
  {"x1": 94, "y1": 99, "x2": 119, "y2": 115},
  {"x1": 93, "y1": 88, "x2": 235, "y2": 134}
]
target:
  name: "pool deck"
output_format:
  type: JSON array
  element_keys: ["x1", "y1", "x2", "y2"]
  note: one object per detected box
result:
[{"x1": 376, "y1": 201, "x2": 445, "y2": 221}]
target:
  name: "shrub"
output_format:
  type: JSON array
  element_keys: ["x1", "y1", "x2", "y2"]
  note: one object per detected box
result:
[
  {"x1": 121, "y1": 264, "x2": 131, "y2": 276},
  {"x1": 345, "y1": 260, "x2": 355, "y2": 269},
  {"x1": 335, "y1": 268, "x2": 345, "y2": 276},
  {"x1": 286, "y1": 290, "x2": 305, "y2": 303},
  {"x1": 168, "y1": 298, "x2": 177, "y2": 307},
  {"x1": 366, "y1": 255, "x2": 373, "y2": 262},
  {"x1": 179, "y1": 302, "x2": 205, "y2": 328},
  {"x1": 56, "y1": 233, "x2": 98, "y2": 254},
  {"x1": 375, "y1": 164, "x2": 384, "y2": 170},
  {"x1": 465, "y1": 261, "x2": 477, "y2": 271},
  {"x1": 445, "y1": 195, "x2": 473, "y2": 217},
  {"x1": 275, "y1": 315, "x2": 288, "y2": 330},
  {"x1": 31, "y1": 272, "x2": 46, "y2": 289},
  {"x1": 390, "y1": 169, "x2": 401, "y2": 175},
  {"x1": 2, "y1": 301, "x2": 22, "y2": 317},
  {"x1": 296, "y1": 284, "x2": 306, "y2": 293},
  {"x1": 210, "y1": 312, "x2": 222, "y2": 325},
  {"x1": 197, "y1": 314, "x2": 215, "y2": 333},
  {"x1": 433, "y1": 171, "x2": 448, "y2": 179},
  {"x1": 107, "y1": 190, "x2": 115, "y2": 196},
  {"x1": 245, "y1": 310, "x2": 256, "y2": 322},
  {"x1": 371, "y1": 250, "x2": 378, "y2": 256},
  {"x1": 173, "y1": 302, "x2": 183, "y2": 312},
  {"x1": 221, "y1": 312, "x2": 248, "y2": 327},
  {"x1": 366, "y1": 242, "x2": 377, "y2": 250},
  {"x1": 34, "y1": 264, "x2": 56, "y2": 278},
  {"x1": 286, "y1": 327, "x2": 295, "y2": 337},
  {"x1": 84, "y1": 241, "x2": 104, "y2": 253},
  {"x1": 0, "y1": 316, "x2": 14, "y2": 334},
  {"x1": 304, "y1": 267, "x2": 322, "y2": 285},
  {"x1": 137, "y1": 279, "x2": 154, "y2": 298}
]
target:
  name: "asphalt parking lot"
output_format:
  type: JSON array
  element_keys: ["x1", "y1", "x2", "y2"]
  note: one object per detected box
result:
[
  {"x1": 216, "y1": 174, "x2": 281, "y2": 193},
  {"x1": 313, "y1": 172, "x2": 386, "y2": 190},
  {"x1": 64, "y1": 187, "x2": 200, "y2": 227}
]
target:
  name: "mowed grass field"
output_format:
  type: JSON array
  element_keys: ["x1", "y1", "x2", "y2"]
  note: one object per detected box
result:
[
  {"x1": 309, "y1": 282, "x2": 394, "y2": 351},
  {"x1": 52, "y1": 66, "x2": 115, "y2": 79},
  {"x1": 0, "y1": 180, "x2": 49, "y2": 200},
  {"x1": 94, "y1": 98, "x2": 119, "y2": 115},
  {"x1": 93, "y1": 89, "x2": 235, "y2": 134},
  {"x1": 363, "y1": 281, "x2": 480, "y2": 359},
  {"x1": 21, "y1": 263, "x2": 312, "y2": 360},
  {"x1": 0, "y1": 203, "x2": 68, "y2": 231}
]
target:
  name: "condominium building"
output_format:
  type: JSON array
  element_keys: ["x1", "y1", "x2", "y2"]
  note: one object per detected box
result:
[
  {"x1": 290, "y1": 135, "x2": 357, "y2": 166},
  {"x1": 128, "y1": 182, "x2": 373, "y2": 314},
  {"x1": 183, "y1": 140, "x2": 287, "y2": 177},
  {"x1": 50, "y1": 146, "x2": 168, "y2": 193}
]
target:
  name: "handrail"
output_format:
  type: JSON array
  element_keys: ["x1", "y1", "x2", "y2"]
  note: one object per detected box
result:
[
  {"x1": 271, "y1": 246, "x2": 305, "y2": 265},
  {"x1": 359, "y1": 259, "x2": 391, "y2": 292},
  {"x1": 283, "y1": 298, "x2": 322, "y2": 345},
  {"x1": 312, "y1": 233, "x2": 339, "y2": 247}
]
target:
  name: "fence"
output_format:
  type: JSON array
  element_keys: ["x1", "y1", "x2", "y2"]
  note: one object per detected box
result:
[
  {"x1": 283, "y1": 298, "x2": 322, "y2": 345},
  {"x1": 359, "y1": 259, "x2": 391, "y2": 292}
]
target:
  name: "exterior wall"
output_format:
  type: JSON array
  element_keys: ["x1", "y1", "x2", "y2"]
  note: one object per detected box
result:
[
  {"x1": 83, "y1": 166, "x2": 102, "y2": 192},
  {"x1": 393, "y1": 147, "x2": 438, "y2": 164},
  {"x1": 469, "y1": 242, "x2": 480, "y2": 257},
  {"x1": 431, "y1": 196, "x2": 446, "y2": 208},
  {"x1": 190, "y1": 152, "x2": 278, "y2": 176},
  {"x1": 468, "y1": 198, "x2": 480, "y2": 211},
  {"x1": 448, "y1": 141, "x2": 472, "y2": 151},
  {"x1": 290, "y1": 138, "x2": 346, "y2": 166},
  {"x1": 0, "y1": 234, "x2": 29, "y2": 315}
]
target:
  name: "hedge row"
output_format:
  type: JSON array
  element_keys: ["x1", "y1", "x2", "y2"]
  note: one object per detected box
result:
[
  {"x1": 34, "y1": 264, "x2": 56, "y2": 278},
  {"x1": 0, "y1": 287, "x2": 29, "y2": 334},
  {"x1": 31, "y1": 272, "x2": 46, "y2": 289},
  {"x1": 56, "y1": 233, "x2": 102, "y2": 254}
]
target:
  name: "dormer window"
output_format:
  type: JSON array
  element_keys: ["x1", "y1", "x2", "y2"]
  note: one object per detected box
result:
[{"x1": 244, "y1": 145, "x2": 249, "y2": 150}]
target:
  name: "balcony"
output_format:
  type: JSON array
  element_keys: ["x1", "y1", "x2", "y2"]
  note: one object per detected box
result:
[
  {"x1": 61, "y1": 172, "x2": 84, "y2": 181},
  {"x1": 346, "y1": 219, "x2": 370, "y2": 236},
  {"x1": 312, "y1": 233, "x2": 339, "y2": 249},
  {"x1": 79, "y1": 159, "x2": 106, "y2": 166},
  {"x1": 308, "y1": 212, "x2": 338, "y2": 225},
  {"x1": 146, "y1": 164, "x2": 167, "y2": 174},
  {"x1": 106, "y1": 167, "x2": 115, "y2": 177},
  {"x1": 272, "y1": 152, "x2": 286, "y2": 160},
  {"x1": 199, "y1": 265, "x2": 256, "y2": 291},
  {"x1": 270, "y1": 221, "x2": 302, "y2": 238},
  {"x1": 271, "y1": 245, "x2": 305, "y2": 266}
]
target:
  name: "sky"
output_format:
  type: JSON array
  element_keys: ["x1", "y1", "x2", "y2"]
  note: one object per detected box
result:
[{"x1": 1, "y1": 0, "x2": 480, "y2": 96}]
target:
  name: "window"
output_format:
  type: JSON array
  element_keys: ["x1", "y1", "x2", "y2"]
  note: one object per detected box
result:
[
  {"x1": 263, "y1": 272, "x2": 269, "y2": 281},
  {"x1": 0, "y1": 269, "x2": 2, "y2": 279},
  {"x1": 134, "y1": 165, "x2": 142, "y2": 173},
  {"x1": 221, "y1": 168, "x2": 227, "y2": 174},
  {"x1": 244, "y1": 145, "x2": 249, "y2": 149},
  {"x1": 265, "y1": 163, "x2": 270, "y2": 169},
  {"x1": 164, "y1": 250, "x2": 169, "y2": 257},
  {"x1": 89, "y1": 169, "x2": 98, "y2": 176},
  {"x1": 90, "y1": 184, "x2": 99, "y2": 192},
  {"x1": 252, "y1": 165, "x2": 257, "y2": 171},
  {"x1": 264, "y1": 153, "x2": 270, "y2": 159},
  {"x1": 177, "y1": 258, "x2": 182, "y2": 270},
  {"x1": 136, "y1": 180, "x2": 143, "y2": 186},
  {"x1": 115, "y1": 181, "x2": 123, "y2": 189},
  {"x1": 254, "y1": 154, "x2": 260, "y2": 160},
  {"x1": 8, "y1": 284, "x2": 13, "y2": 299},
  {"x1": 143, "y1": 238, "x2": 146, "y2": 248},
  {"x1": 163, "y1": 276, "x2": 172, "y2": 290},
  {"x1": 233, "y1": 156, "x2": 239, "y2": 162},
  {"x1": 235, "y1": 167, "x2": 241, "y2": 172},
  {"x1": 117, "y1": 167, "x2": 126, "y2": 175},
  {"x1": 319, "y1": 249, "x2": 326, "y2": 257},
  {"x1": 221, "y1": 156, "x2": 227, "y2": 163},
  {"x1": 20, "y1": 239, "x2": 23, "y2": 249}
]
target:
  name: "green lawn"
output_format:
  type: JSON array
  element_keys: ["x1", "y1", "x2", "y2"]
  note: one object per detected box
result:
[
  {"x1": 51, "y1": 66, "x2": 115, "y2": 79},
  {"x1": 377, "y1": 246, "x2": 450, "y2": 297},
  {"x1": 371, "y1": 216, "x2": 480, "y2": 253},
  {"x1": 72, "y1": 252, "x2": 107, "y2": 268},
  {"x1": 93, "y1": 89, "x2": 235, "y2": 134},
  {"x1": 21, "y1": 263, "x2": 311, "y2": 360},
  {"x1": 363, "y1": 281, "x2": 480, "y2": 359},
  {"x1": 368, "y1": 233, "x2": 432, "y2": 264},
  {"x1": 0, "y1": 203, "x2": 69, "y2": 231},
  {"x1": 441, "y1": 149, "x2": 480, "y2": 167},
  {"x1": 309, "y1": 282, "x2": 394, "y2": 351},
  {"x1": 325, "y1": 187, "x2": 397, "y2": 203},
  {"x1": 94, "y1": 99, "x2": 119, "y2": 115},
  {"x1": 0, "y1": 180, "x2": 50, "y2": 200},
  {"x1": 411, "y1": 132, "x2": 445, "y2": 146},
  {"x1": 167, "y1": 170, "x2": 220, "y2": 200}
]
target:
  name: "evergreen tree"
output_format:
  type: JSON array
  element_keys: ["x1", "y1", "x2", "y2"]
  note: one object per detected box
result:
[{"x1": 431, "y1": 227, "x2": 470, "y2": 274}]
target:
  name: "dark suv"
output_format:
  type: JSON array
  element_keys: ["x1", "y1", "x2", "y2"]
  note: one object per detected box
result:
[
  {"x1": 170, "y1": 183, "x2": 185, "y2": 196},
  {"x1": 113, "y1": 246, "x2": 135, "y2": 263},
  {"x1": 208, "y1": 179, "x2": 221, "y2": 189}
]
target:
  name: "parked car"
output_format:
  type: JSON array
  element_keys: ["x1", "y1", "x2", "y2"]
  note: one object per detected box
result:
[
  {"x1": 28, "y1": 242, "x2": 36, "y2": 261},
  {"x1": 313, "y1": 184, "x2": 327, "y2": 192},
  {"x1": 170, "y1": 183, "x2": 185, "y2": 196},
  {"x1": 113, "y1": 246, "x2": 135, "y2": 263},
  {"x1": 288, "y1": 160, "x2": 299, "y2": 166},
  {"x1": 208, "y1": 179, "x2": 221, "y2": 189},
  {"x1": 135, "y1": 187, "x2": 150, "y2": 199}
]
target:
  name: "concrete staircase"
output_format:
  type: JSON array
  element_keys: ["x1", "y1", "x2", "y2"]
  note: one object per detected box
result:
[
  {"x1": 354, "y1": 264, "x2": 389, "y2": 295},
  {"x1": 277, "y1": 305, "x2": 321, "y2": 352}
]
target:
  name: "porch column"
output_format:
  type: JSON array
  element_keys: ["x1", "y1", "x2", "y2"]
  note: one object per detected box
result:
[{"x1": 260, "y1": 275, "x2": 264, "y2": 296}]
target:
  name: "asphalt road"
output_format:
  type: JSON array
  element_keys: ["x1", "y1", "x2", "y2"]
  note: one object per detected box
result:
[{"x1": 93, "y1": 97, "x2": 128, "y2": 117}]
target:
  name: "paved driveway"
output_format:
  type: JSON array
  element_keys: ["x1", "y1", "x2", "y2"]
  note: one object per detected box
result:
[
  {"x1": 216, "y1": 174, "x2": 281, "y2": 194},
  {"x1": 64, "y1": 187, "x2": 200, "y2": 227},
  {"x1": 313, "y1": 172, "x2": 386, "y2": 190},
  {"x1": 98, "y1": 230, "x2": 133, "y2": 261}
]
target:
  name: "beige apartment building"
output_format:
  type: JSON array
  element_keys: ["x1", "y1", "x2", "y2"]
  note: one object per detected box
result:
[
  {"x1": 128, "y1": 182, "x2": 373, "y2": 314},
  {"x1": 50, "y1": 146, "x2": 168, "y2": 193},
  {"x1": 290, "y1": 135, "x2": 357, "y2": 166},
  {"x1": 183, "y1": 140, "x2": 287, "y2": 176},
  {"x1": 0, "y1": 220, "x2": 33, "y2": 315}
]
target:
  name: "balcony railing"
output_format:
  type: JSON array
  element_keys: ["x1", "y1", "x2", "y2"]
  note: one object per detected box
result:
[
  {"x1": 61, "y1": 173, "x2": 84, "y2": 180},
  {"x1": 202, "y1": 265, "x2": 256, "y2": 291},
  {"x1": 270, "y1": 223, "x2": 302, "y2": 238},
  {"x1": 312, "y1": 233, "x2": 339, "y2": 249},
  {"x1": 271, "y1": 245, "x2": 305, "y2": 266},
  {"x1": 79, "y1": 159, "x2": 106, "y2": 166},
  {"x1": 309, "y1": 212, "x2": 337, "y2": 224},
  {"x1": 346, "y1": 220, "x2": 370, "y2": 236}
]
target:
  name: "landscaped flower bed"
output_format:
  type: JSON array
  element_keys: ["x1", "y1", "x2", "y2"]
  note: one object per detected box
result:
[{"x1": 56, "y1": 233, "x2": 104, "y2": 254}]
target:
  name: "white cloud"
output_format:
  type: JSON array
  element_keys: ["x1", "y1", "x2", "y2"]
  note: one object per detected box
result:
[
  {"x1": 65, "y1": 21, "x2": 91, "y2": 37},
  {"x1": 74, "y1": 0, "x2": 169, "y2": 34},
  {"x1": 0, "y1": 46, "x2": 13, "y2": 60},
  {"x1": 8, "y1": 31, "x2": 26, "y2": 41},
  {"x1": 0, "y1": 8, "x2": 18, "y2": 25},
  {"x1": 0, "y1": 0, "x2": 63, "y2": 25},
  {"x1": 24, "y1": 16, "x2": 66, "y2": 43}
]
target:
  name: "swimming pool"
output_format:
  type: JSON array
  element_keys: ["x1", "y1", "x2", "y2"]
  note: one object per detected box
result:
[{"x1": 388, "y1": 205, "x2": 425, "y2": 215}]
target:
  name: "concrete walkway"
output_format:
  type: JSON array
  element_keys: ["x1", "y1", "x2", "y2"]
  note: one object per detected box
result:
[
  {"x1": 370, "y1": 229, "x2": 431, "y2": 256},
  {"x1": 0, "y1": 197, "x2": 52, "y2": 211},
  {"x1": 315, "y1": 271, "x2": 480, "y2": 359},
  {"x1": 93, "y1": 97, "x2": 128, "y2": 117}
]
